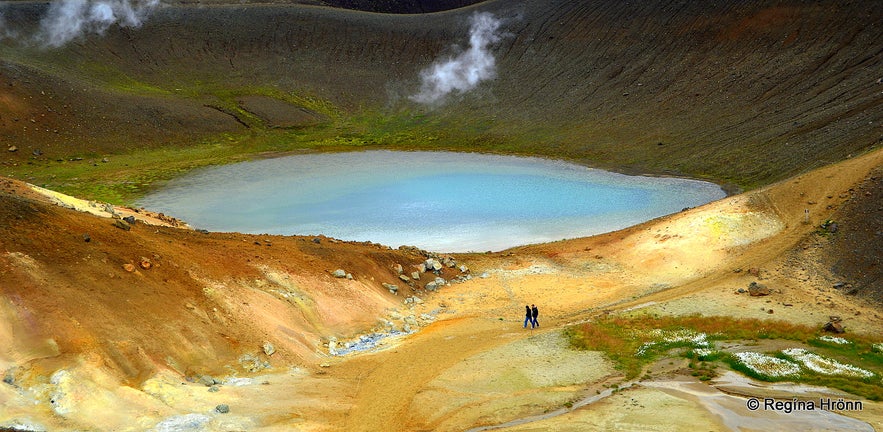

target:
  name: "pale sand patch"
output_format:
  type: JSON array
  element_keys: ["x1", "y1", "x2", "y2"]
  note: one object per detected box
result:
[
  {"x1": 492, "y1": 385, "x2": 726, "y2": 432},
  {"x1": 409, "y1": 331, "x2": 616, "y2": 432}
]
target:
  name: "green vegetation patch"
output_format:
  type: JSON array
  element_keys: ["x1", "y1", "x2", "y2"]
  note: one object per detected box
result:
[{"x1": 566, "y1": 315, "x2": 883, "y2": 400}]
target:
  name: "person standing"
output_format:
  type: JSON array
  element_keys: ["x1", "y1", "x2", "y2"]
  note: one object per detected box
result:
[
  {"x1": 524, "y1": 305, "x2": 532, "y2": 328},
  {"x1": 531, "y1": 304, "x2": 539, "y2": 328}
]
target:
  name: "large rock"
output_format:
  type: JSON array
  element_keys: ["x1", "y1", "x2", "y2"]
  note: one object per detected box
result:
[
  {"x1": 823, "y1": 320, "x2": 845, "y2": 333},
  {"x1": 332, "y1": 269, "x2": 347, "y2": 278},
  {"x1": 747, "y1": 281, "x2": 770, "y2": 296},
  {"x1": 424, "y1": 258, "x2": 443, "y2": 272}
]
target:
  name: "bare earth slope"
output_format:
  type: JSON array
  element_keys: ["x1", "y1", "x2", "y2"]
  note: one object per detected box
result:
[{"x1": 1, "y1": 0, "x2": 881, "y2": 188}]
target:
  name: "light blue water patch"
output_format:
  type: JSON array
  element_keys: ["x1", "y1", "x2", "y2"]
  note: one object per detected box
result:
[{"x1": 138, "y1": 151, "x2": 726, "y2": 252}]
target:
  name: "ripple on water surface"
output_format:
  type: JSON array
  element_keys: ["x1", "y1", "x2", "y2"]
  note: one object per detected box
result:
[{"x1": 138, "y1": 151, "x2": 726, "y2": 252}]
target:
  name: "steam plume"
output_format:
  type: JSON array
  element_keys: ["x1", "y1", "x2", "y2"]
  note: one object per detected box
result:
[
  {"x1": 37, "y1": 0, "x2": 160, "y2": 48},
  {"x1": 411, "y1": 12, "x2": 504, "y2": 104}
]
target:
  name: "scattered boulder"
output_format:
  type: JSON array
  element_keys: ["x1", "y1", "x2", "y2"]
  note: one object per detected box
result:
[
  {"x1": 398, "y1": 274, "x2": 411, "y2": 283},
  {"x1": 425, "y1": 281, "x2": 438, "y2": 291},
  {"x1": 747, "y1": 281, "x2": 770, "y2": 296},
  {"x1": 346, "y1": 273, "x2": 353, "y2": 280},
  {"x1": 216, "y1": 404, "x2": 230, "y2": 414},
  {"x1": 393, "y1": 263, "x2": 403, "y2": 274},
  {"x1": 198, "y1": 375, "x2": 218, "y2": 387},
  {"x1": 239, "y1": 353, "x2": 270, "y2": 372},
  {"x1": 332, "y1": 269, "x2": 347, "y2": 278},
  {"x1": 417, "y1": 263, "x2": 426, "y2": 273},
  {"x1": 312, "y1": 237, "x2": 322, "y2": 244},
  {"x1": 459, "y1": 265, "x2": 469, "y2": 273},
  {"x1": 823, "y1": 320, "x2": 845, "y2": 334},
  {"x1": 122, "y1": 215, "x2": 136, "y2": 225},
  {"x1": 112, "y1": 219, "x2": 131, "y2": 231},
  {"x1": 208, "y1": 385, "x2": 220, "y2": 392},
  {"x1": 424, "y1": 258, "x2": 443, "y2": 272},
  {"x1": 123, "y1": 263, "x2": 136, "y2": 272},
  {"x1": 262, "y1": 342, "x2": 276, "y2": 356},
  {"x1": 410, "y1": 271, "x2": 420, "y2": 280},
  {"x1": 7, "y1": 146, "x2": 17, "y2": 152},
  {"x1": 820, "y1": 220, "x2": 839, "y2": 233},
  {"x1": 139, "y1": 258, "x2": 152, "y2": 270},
  {"x1": 382, "y1": 283, "x2": 398, "y2": 294},
  {"x1": 83, "y1": 233, "x2": 91, "y2": 243}
]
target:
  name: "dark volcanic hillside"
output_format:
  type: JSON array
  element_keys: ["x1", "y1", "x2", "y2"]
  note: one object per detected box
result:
[{"x1": 1, "y1": 0, "x2": 881, "y2": 189}]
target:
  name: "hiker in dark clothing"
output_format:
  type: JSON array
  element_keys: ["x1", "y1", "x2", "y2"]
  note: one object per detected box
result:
[
  {"x1": 523, "y1": 305, "x2": 532, "y2": 328},
  {"x1": 531, "y1": 304, "x2": 539, "y2": 328}
]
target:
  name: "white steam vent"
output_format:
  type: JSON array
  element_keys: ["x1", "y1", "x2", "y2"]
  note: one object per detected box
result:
[
  {"x1": 37, "y1": 0, "x2": 161, "y2": 48},
  {"x1": 411, "y1": 12, "x2": 504, "y2": 105}
]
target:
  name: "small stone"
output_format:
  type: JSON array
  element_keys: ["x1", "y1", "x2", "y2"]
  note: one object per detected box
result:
[
  {"x1": 332, "y1": 269, "x2": 347, "y2": 278},
  {"x1": 123, "y1": 215, "x2": 136, "y2": 225},
  {"x1": 112, "y1": 219, "x2": 131, "y2": 231},
  {"x1": 139, "y1": 258, "x2": 152, "y2": 270},
  {"x1": 7, "y1": 146, "x2": 17, "y2": 152},
  {"x1": 216, "y1": 404, "x2": 229, "y2": 414},
  {"x1": 459, "y1": 265, "x2": 469, "y2": 273},
  {"x1": 393, "y1": 264, "x2": 403, "y2": 274},
  {"x1": 83, "y1": 233, "x2": 91, "y2": 243},
  {"x1": 346, "y1": 273, "x2": 353, "y2": 280},
  {"x1": 208, "y1": 385, "x2": 220, "y2": 392},
  {"x1": 398, "y1": 274, "x2": 411, "y2": 283},
  {"x1": 199, "y1": 375, "x2": 216, "y2": 387},
  {"x1": 410, "y1": 271, "x2": 420, "y2": 280},
  {"x1": 123, "y1": 263, "x2": 136, "y2": 272},
  {"x1": 312, "y1": 237, "x2": 322, "y2": 244}
]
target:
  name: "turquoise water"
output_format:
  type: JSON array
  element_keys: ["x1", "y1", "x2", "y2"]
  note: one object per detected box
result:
[{"x1": 137, "y1": 151, "x2": 725, "y2": 252}]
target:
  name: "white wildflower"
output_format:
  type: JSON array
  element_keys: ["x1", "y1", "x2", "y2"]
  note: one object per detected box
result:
[
  {"x1": 734, "y1": 352, "x2": 801, "y2": 377},
  {"x1": 693, "y1": 348, "x2": 715, "y2": 358},
  {"x1": 872, "y1": 343, "x2": 883, "y2": 353},
  {"x1": 782, "y1": 348, "x2": 874, "y2": 378},
  {"x1": 817, "y1": 335, "x2": 850, "y2": 345}
]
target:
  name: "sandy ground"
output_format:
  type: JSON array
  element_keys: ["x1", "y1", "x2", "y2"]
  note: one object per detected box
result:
[{"x1": 1, "y1": 148, "x2": 882, "y2": 431}]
